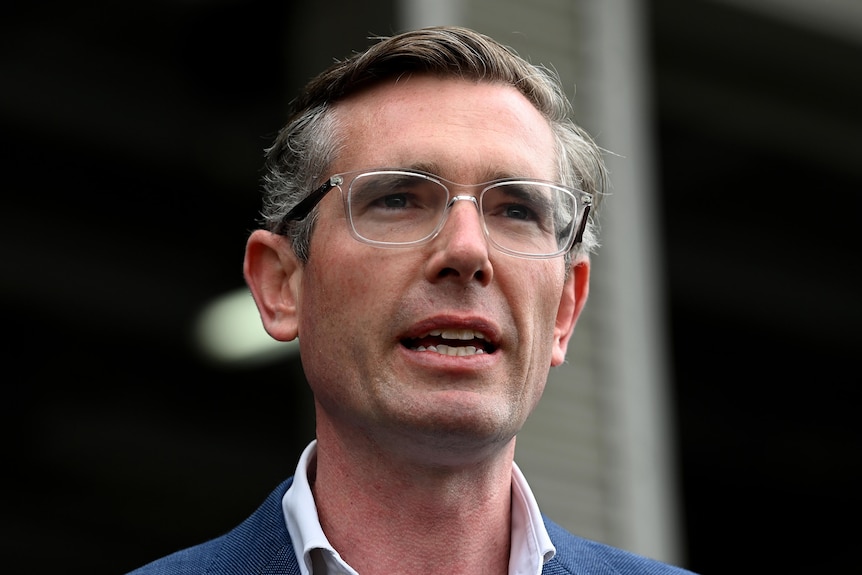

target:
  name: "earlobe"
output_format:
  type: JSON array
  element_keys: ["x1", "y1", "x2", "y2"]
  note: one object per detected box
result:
[
  {"x1": 243, "y1": 230, "x2": 302, "y2": 342},
  {"x1": 550, "y1": 257, "x2": 590, "y2": 367}
]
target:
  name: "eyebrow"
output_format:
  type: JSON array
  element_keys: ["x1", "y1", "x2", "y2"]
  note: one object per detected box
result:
[{"x1": 404, "y1": 161, "x2": 534, "y2": 184}]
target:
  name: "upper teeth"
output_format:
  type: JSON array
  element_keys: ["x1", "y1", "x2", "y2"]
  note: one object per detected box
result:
[
  {"x1": 425, "y1": 329, "x2": 488, "y2": 341},
  {"x1": 412, "y1": 328, "x2": 489, "y2": 356}
]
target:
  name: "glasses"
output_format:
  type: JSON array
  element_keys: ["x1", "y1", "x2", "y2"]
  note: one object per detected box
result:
[{"x1": 279, "y1": 169, "x2": 592, "y2": 259}]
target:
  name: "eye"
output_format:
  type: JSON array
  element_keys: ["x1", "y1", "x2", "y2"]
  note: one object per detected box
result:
[
  {"x1": 378, "y1": 193, "x2": 410, "y2": 209},
  {"x1": 353, "y1": 174, "x2": 432, "y2": 212},
  {"x1": 484, "y1": 184, "x2": 548, "y2": 224},
  {"x1": 501, "y1": 203, "x2": 535, "y2": 221}
]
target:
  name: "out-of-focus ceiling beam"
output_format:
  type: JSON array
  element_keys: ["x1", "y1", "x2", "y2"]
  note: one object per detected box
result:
[{"x1": 714, "y1": 0, "x2": 862, "y2": 46}]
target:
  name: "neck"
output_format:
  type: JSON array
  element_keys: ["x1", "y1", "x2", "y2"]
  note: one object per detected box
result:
[{"x1": 311, "y1": 423, "x2": 516, "y2": 575}]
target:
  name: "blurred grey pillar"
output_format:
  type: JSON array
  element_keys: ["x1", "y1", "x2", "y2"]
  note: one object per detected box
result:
[
  {"x1": 580, "y1": 0, "x2": 685, "y2": 564},
  {"x1": 398, "y1": 0, "x2": 463, "y2": 28},
  {"x1": 397, "y1": 0, "x2": 685, "y2": 566}
]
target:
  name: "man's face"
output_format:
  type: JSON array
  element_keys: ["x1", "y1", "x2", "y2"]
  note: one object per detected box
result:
[{"x1": 294, "y1": 75, "x2": 586, "y2": 465}]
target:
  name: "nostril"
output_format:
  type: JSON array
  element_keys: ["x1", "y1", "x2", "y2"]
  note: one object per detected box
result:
[
  {"x1": 434, "y1": 266, "x2": 487, "y2": 281},
  {"x1": 436, "y1": 266, "x2": 461, "y2": 279}
]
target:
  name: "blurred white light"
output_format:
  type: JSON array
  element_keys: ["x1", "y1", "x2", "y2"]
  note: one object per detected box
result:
[{"x1": 195, "y1": 288, "x2": 299, "y2": 365}]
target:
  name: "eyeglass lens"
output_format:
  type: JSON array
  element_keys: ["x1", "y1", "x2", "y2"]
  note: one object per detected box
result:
[{"x1": 346, "y1": 171, "x2": 578, "y2": 256}]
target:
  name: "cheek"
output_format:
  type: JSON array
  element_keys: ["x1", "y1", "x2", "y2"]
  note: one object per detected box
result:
[
  {"x1": 510, "y1": 262, "x2": 564, "y2": 318},
  {"x1": 296, "y1": 260, "x2": 363, "y2": 391},
  {"x1": 299, "y1": 235, "x2": 392, "y2": 336},
  {"x1": 520, "y1": 268, "x2": 567, "y2": 354}
]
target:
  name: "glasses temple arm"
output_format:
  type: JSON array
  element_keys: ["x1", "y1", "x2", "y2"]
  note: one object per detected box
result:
[
  {"x1": 573, "y1": 204, "x2": 591, "y2": 246},
  {"x1": 274, "y1": 179, "x2": 338, "y2": 233}
]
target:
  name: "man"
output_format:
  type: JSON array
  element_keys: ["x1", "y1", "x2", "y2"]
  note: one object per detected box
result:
[{"x1": 128, "y1": 26, "x2": 696, "y2": 575}]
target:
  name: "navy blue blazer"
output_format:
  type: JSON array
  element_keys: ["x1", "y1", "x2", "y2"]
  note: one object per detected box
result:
[{"x1": 127, "y1": 477, "x2": 696, "y2": 575}]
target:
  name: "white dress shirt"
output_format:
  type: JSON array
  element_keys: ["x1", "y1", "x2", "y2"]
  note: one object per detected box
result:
[{"x1": 283, "y1": 440, "x2": 556, "y2": 575}]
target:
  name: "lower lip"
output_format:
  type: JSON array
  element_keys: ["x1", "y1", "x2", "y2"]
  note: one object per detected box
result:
[{"x1": 399, "y1": 345, "x2": 497, "y2": 371}]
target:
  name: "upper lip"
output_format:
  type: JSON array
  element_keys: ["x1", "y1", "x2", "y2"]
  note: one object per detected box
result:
[{"x1": 416, "y1": 328, "x2": 490, "y2": 341}]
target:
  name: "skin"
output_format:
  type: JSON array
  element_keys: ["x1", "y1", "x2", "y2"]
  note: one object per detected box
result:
[{"x1": 244, "y1": 75, "x2": 590, "y2": 575}]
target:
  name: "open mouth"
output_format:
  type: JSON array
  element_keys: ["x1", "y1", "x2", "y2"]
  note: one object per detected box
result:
[{"x1": 402, "y1": 328, "x2": 497, "y2": 357}]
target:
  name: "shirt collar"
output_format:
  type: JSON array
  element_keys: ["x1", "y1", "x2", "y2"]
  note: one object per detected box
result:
[{"x1": 283, "y1": 439, "x2": 556, "y2": 575}]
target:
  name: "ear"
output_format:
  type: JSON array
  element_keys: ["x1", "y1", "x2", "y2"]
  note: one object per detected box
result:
[
  {"x1": 242, "y1": 230, "x2": 302, "y2": 342},
  {"x1": 550, "y1": 256, "x2": 590, "y2": 366}
]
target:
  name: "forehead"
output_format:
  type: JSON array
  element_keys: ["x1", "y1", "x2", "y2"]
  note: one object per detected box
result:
[{"x1": 330, "y1": 75, "x2": 558, "y2": 181}]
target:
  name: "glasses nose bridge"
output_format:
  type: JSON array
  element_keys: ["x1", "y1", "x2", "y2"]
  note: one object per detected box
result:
[
  {"x1": 442, "y1": 191, "x2": 483, "y2": 233},
  {"x1": 442, "y1": 179, "x2": 484, "y2": 211},
  {"x1": 436, "y1": 181, "x2": 485, "y2": 240},
  {"x1": 431, "y1": 193, "x2": 490, "y2": 253},
  {"x1": 445, "y1": 193, "x2": 480, "y2": 211}
]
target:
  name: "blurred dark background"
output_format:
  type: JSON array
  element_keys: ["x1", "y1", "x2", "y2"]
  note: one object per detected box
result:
[{"x1": 2, "y1": 1, "x2": 859, "y2": 573}]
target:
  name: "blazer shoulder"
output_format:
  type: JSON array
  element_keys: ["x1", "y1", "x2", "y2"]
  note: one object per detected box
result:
[
  {"x1": 542, "y1": 516, "x2": 698, "y2": 575},
  {"x1": 126, "y1": 477, "x2": 299, "y2": 575}
]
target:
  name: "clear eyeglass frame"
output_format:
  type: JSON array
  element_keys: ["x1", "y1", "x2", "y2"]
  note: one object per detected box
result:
[{"x1": 277, "y1": 168, "x2": 592, "y2": 259}]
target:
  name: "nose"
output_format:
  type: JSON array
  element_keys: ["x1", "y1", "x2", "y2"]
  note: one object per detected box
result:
[{"x1": 423, "y1": 196, "x2": 494, "y2": 286}]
